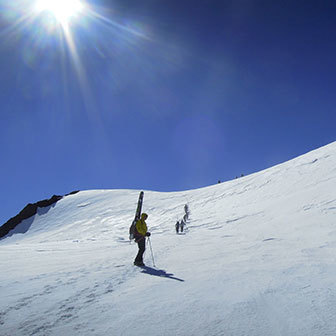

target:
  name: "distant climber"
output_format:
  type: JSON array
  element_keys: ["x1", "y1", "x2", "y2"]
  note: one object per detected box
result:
[
  {"x1": 175, "y1": 221, "x2": 180, "y2": 233},
  {"x1": 133, "y1": 213, "x2": 151, "y2": 266},
  {"x1": 184, "y1": 204, "x2": 190, "y2": 220},
  {"x1": 180, "y1": 219, "x2": 186, "y2": 233}
]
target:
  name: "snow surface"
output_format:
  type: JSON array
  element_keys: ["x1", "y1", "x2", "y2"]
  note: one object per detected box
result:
[{"x1": 1, "y1": 142, "x2": 336, "y2": 336}]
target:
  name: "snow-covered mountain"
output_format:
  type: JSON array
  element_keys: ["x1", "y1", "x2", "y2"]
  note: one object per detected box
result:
[{"x1": 1, "y1": 142, "x2": 336, "y2": 336}]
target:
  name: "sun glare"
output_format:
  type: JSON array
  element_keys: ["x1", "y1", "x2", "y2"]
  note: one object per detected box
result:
[
  {"x1": 35, "y1": 0, "x2": 83, "y2": 25},
  {"x1": 4, "y1": 0, "x2": 149, "y2": 116}
]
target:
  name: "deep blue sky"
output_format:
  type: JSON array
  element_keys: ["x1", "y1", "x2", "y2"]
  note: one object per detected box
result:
[{"x1": 0, "y1": 0, "x2": 335, "y2": 225}]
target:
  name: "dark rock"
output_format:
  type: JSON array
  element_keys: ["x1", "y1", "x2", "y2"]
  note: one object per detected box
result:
[
  {"x1": 65, "y1": 190, "x2": 80, "y2": 196},
  {"x1": 0, "y1": 192, "x2": 79, "y2": 239}
]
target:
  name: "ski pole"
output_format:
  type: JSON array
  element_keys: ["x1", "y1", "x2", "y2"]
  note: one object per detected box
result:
[{"x1": 148, "y1": 237, "x2": 156, "y2": 267}]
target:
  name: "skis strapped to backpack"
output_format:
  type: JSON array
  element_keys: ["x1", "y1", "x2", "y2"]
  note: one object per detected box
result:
[{"x1": 129, "y1": 191, "x2": 144, "y2": 240}]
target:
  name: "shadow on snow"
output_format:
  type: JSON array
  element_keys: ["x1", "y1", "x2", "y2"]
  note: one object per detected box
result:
[{"x1": 140, "y1": 266, "x2": 185, "y2": 282}]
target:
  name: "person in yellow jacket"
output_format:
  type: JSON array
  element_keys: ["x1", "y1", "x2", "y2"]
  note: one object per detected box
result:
[{"x1": 134, "y1": 213, "x2": 151, "y2": 266}]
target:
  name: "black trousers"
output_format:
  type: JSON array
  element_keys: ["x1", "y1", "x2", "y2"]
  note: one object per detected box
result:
[{"x1": 135, "y1": 237, "x2": 146, "y2": 263}]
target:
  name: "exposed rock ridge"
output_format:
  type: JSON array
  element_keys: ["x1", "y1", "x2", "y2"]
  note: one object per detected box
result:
[{"x1": 0, "y1": 191, "x2": 79, "y2": 238}]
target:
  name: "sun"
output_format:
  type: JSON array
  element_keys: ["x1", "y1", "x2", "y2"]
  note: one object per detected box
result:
[{"x1": 35, "y1": 0, "x2": 84, "y2": 25}]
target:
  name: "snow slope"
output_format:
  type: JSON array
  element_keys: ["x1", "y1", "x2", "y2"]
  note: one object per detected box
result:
[{"x1": 1, "y1": 142, "x2": 336, "y2": 336}]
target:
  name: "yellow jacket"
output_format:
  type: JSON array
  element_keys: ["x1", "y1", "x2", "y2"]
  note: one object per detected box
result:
[{"x1": 135, "y1": 218, "x2": 148, "y2": 236}]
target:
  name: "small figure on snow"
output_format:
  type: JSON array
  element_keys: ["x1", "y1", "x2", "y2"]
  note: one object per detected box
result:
[
  {"x1": 180, "y1": 219, "x2": 185, "y2": 233},
  {"x1": 184, "y1": 204, "x2": 189, "y2": 220},
  {"x1": 133, "y1": 213, "x2": 151, "y2": 266},
  {"x1": 183, "y1": 214, "x2": 188, "y2": 223},
  {"x1": 175, "y1": 221, "x2": 180, "y2": 233}
]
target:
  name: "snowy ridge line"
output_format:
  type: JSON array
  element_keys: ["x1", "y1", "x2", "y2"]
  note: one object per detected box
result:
[{"x1": 0, "y1": 191, "x2": 79, "y2": 239}]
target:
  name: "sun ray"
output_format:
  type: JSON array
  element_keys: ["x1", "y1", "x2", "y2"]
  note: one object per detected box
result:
[
  {"x1": 61, "y1": 23, "x2": 95, "y2": 115},
  {"x1": 86, "y1": 8, "x2": 150, "y2": 40},
  {"x1": 0, "y1": 0, "x2": 149, "y2": 125}
]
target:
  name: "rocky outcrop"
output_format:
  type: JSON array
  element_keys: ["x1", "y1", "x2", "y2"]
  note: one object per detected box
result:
[{"x1": 0, "y1": 191, "x2": 79, "y2": 239}]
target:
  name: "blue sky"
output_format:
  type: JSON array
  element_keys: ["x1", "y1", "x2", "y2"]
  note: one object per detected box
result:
[{"x1": 0, "y1": 0, "x2": 335, "y2": 225}]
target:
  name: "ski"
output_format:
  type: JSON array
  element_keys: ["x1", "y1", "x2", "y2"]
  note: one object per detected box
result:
[{"x1": 129, "y1": 191, "x2": 144, "y2": 240}]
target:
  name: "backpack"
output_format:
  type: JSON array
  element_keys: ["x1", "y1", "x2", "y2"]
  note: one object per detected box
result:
[{"x1": 129, "y1": 219, "x2": 138, "y2": 240}]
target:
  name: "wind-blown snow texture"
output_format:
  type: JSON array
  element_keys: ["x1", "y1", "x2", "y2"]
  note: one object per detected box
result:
[{"x1": 1, "y1": 142, "x2": 336, "y2": 336}]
